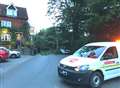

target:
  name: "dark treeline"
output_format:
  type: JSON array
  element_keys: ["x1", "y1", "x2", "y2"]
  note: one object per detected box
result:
[{"x1": 34, "y1": 0, "x2": 120, "y2": 53}]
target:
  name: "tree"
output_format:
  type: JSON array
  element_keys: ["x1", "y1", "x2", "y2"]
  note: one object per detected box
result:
[
  {"x1": 48, "y1": 0, "x2": 120, "y2": 43},
  {"x1": 88, "y1": 0, "x2": 120, "y2": 41},
  {"x1": 33, "y1": 27, "x2": 60, "y2": 52},
  {"x1": 48, "y1": 0, "x2": 92, "y2": 51}
]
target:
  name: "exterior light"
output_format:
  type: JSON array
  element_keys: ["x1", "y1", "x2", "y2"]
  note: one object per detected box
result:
[{"x1": 2, "y1": 28, "x2": 8, "y2": 34}]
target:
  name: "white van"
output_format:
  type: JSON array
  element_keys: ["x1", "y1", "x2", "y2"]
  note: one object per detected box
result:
[{"x1": 58, "y1": 42, "x2": 120, "y2": 88}]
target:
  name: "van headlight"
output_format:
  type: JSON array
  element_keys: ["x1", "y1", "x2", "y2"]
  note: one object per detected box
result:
[{"x1": 75, "y1": 65, "x2": 89, "y2": 72}]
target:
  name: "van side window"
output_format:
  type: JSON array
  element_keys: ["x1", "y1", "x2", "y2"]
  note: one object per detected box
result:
[{"x1": 102, "y1": 47, "x2": 118, "y2": 60}]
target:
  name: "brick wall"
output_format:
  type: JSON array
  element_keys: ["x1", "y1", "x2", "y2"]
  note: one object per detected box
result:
[{"x1": 0, "y1": 16, "x2": 26, "y2": 29}]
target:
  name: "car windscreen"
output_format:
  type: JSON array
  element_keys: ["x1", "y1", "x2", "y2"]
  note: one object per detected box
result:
[{"x1": 73, "y1": 46, "x2": 106, "y2": 58}]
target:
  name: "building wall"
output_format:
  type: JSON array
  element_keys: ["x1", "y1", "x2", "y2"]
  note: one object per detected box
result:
[{"x1": 0, "y1": 16, "x2": 29, "y2": 48}]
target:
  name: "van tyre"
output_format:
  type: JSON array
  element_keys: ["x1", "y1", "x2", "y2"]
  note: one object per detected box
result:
[{"x1": 89, "y1": 72, "x2": 103, "y2": 88}]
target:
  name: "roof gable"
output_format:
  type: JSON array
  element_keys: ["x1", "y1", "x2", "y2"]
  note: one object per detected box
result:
[
  {"x1": 0, "y1": 4, "x2": 28, "y2": 20},
  {"x1": 7, "y1": 4, "x2": 17, "y2": 10}
]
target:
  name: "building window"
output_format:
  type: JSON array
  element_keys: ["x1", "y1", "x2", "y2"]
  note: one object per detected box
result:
[
  {"x1": 6, "y1": 4, "x2": 17, "y2": 17},
  {"x1": 1, "y1": 34, "x2": 11, "y2": 41},
  {"x1": 1, "y1": 20, "x2": 12, "y2": 28},
  {"x1": 7, "y1": 9, "x2": 17, "y2": 17}
]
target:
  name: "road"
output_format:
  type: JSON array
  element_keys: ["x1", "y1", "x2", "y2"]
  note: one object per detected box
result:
[{"x1": 0, "y1": 55, "x2": 120, "y2": 88}]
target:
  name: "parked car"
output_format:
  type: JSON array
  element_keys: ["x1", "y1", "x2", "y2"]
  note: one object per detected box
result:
[
  {"x1": 60, "y1": 48, "x2": 71, "y2": 54},
  {"x1": 0, "y1": 48, "x2": 9, "y2": 62},
  {"x1": 0, "y1": 47, "x2": 21, "y2": 58}
]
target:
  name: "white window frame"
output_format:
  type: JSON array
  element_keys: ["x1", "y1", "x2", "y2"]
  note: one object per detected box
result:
[
  {"x1": 1, "y1": 34, "x2": 11, "y2": 41},
  {"x1": 7, "y1": 9, "x2": 17, "y2": 17},
  {"x1": 1, "y1": 20, "x2": 12, "y2": 28}
]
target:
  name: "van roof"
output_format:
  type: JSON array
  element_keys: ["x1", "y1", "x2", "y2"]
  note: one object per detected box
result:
[{"x1": 86, "y1": 42, "x2": 120, "y2": 47}]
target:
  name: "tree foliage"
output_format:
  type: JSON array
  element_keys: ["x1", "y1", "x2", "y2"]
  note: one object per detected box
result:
[
  {"x1": 34, "y1": 0, "x2": 120, "y2": 53},
  {"x1": 89, "y1": 0, "x2": 120, "y2": 41},
  {"x1": 48, "y1": 0, "x2": 93, "y2": 51},
  {"x1": 48, "y1": 0, "x2": 120, "y2": 40},
  {"x1": 33, "y1": 27, "x2": 58, "y2": 51}
]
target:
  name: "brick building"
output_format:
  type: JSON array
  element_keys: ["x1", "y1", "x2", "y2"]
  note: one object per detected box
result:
[{"x1": 0, "y1": 3, "x2": 29, "y2": 48}]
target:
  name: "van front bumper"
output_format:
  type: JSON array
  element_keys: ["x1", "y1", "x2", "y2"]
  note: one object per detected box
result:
[{"x1": 58, "y1": 66, "x2": 92, "y2": 84}]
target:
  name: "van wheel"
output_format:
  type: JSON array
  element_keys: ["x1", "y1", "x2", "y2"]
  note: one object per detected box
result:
[{"x1": 89, "y1": 72, "x2": 103, "y2": 88}]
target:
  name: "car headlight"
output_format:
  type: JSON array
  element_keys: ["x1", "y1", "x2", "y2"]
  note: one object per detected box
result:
[{"x1": 75, "y1": 65, "x2": 89, "y2": 72}]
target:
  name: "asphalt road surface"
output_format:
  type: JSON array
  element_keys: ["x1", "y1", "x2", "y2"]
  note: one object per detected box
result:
[{"x1": 0, "y1": 55, "x2": 120, "y2": 88}]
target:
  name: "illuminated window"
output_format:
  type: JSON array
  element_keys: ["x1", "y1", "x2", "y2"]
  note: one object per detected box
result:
[{"x1": 1, "y1": 20, "x2": 12, "y2": 28}]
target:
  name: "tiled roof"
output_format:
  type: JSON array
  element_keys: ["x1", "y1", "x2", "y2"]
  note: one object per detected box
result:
[{"x1": 0, "y1": 4, "x2": 28, "y2": 20}]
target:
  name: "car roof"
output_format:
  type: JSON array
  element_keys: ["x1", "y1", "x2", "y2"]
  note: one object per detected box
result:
[
  {"x1": 0, "y1": 47, "x2": 6, "y2": 49},
  {"x1": 86, "y1": 42, "x2": 120, "y2": 47}
]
